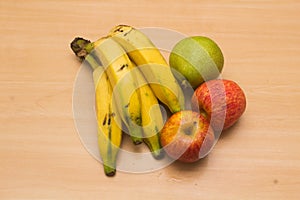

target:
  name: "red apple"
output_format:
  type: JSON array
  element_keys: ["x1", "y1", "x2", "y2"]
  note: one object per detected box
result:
[
  {"x1": 160, "y1": 110, "x2": 215, "y2": 163},
  {"x1": 191, "y1": 79, "x2": 246, "y2": 131}
]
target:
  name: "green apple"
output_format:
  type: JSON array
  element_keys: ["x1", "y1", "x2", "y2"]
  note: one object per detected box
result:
[{"x1": 169, "y1": 36, "x2": 224, "y2": 88}]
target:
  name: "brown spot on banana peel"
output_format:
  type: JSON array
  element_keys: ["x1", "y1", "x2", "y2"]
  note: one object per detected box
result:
[
  {"x1": 102, "y1": 114, "x2": 107, "y2": 126},
  {"x1": 107, "y1": 115, "x2": 111, "y2": 125},
  {"x1": 113, "y1": 24, "x2": 129, "y2": 33},
  {"x1": 123, "y1": 28, "x2": 133, "y2": 36},
  {"x1": 110, "y1": 25, "x2": 133, "y2": 36},
  {"x1": 131, "y1": 115, "x2": 141, "y2": 126},
  {"x1": 117, "y1": 27, "x2": 124, "y2": 32},
  {"x1": 118, "y1": 64, "x2": 128, "y2": 71}
]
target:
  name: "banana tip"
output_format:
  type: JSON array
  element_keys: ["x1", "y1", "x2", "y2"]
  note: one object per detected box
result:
[
  {"x1": 104, "y1": 165, "x2": 116, "y2": 177},
  {"x1": 105, "y1": 171, "x2": 116, "y2": 177},
  {"x1": 152, "y1": 150, "x2": 165, "y2": 160}
]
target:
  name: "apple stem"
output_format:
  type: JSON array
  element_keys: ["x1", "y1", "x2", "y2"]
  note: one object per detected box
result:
[{"x1": 181, "y1": 121, "x2": 197, "y2": 135}]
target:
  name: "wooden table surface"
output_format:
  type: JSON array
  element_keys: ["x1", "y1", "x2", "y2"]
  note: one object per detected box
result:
[{"x1": 1, "y1": 0, "x2": 300, "y2": 199}]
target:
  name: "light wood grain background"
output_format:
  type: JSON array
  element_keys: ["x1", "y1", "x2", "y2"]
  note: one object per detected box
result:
[{"x1": 1, "y1": 0, "x2": 300, "y2": 199}]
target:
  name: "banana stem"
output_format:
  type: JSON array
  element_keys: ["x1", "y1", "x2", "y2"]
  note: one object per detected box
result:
[
  {"x1": 85, "y1": 55, "x2": 99, "y2": 71},
  {"x1": 70, "y1": 37, "x2": 91, "y2": 60}
]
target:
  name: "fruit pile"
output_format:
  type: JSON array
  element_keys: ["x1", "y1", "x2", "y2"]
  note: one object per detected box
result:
[{"x1": 70, "y1": 25, "x2": 246, "y2": 176}]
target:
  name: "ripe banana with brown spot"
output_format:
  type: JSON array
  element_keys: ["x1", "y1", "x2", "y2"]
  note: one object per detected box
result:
[
  {"x1": 108, "y1": 25, "x2": 185, "y2": 113},
  {"x1": 85, "y1": 55, "x2": 122, "y2": 177},
  {"x1": 86, "y1": 38, "x2": 164, "y2": 159},
  {"x1": 71, "y1": 37, "x2": 143, "y2": 145},
  {"x1": 131, "y1": 63, "x2": 164, "y2": 159},
  {"x1": 88, "y1": 37, "x2": 144, "y2": 144}
]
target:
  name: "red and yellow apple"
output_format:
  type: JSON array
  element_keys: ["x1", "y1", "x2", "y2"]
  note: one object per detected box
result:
[
  {"x1": 191, "y1": 79, "x2": 246, "y2": 131},
  {"x1": 160, "y1": 110, "x2": 215, "y2": 163}
]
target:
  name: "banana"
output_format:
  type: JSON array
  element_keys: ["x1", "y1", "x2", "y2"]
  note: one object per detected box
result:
[
  {"x1": 131, "y1": 63, "x2": 164, "y2": 159},
  {"x1": 85, "y1": 55, "x2": 122, "y2": 177},
  {"x1": 71, "y1": 37, "x2": 143, "y2": 145},
  {"x1": 86, "y1": 37, "x2": 164, "y2": 159},
  {"x1": 88, "y1": 37, "x2": 144, "y2": 144},
  {"x1": 92, "y1": 37, "x2": 164, "y2": 158},
  {"x1": 108, "y1": 25, "x2": 185, "y2": 113}
]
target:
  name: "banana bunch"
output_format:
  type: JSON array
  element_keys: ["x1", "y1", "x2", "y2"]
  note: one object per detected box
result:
[
  {"x1": 70, "y1": 25, "x2": 185, "y2": 176},
  {"x1": 72, "y1": 37, "x2": 144, "y2": 145},
  {"x1": 131, "y1": 62, "x2": 164, "y2": 159},
  {"x1": 90, "y1": 37, "x2": 144, "y2": 145}
]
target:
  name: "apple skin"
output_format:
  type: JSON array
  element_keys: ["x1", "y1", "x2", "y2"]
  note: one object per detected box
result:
[
  {"x1": 160, "y1": 110, "x2": 215, "y2": 163},
  {"x1": 191, "y1": 79, "x2": 246, "y2": 131}
]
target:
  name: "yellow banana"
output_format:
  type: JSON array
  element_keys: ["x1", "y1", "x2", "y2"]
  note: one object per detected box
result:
[
  {"x1": 89, "y1": 37, "x2": 143, "y2": 144},
  {"x1": 86, "y1": 55, "x2": 122, "y2": 177},
  {"x1": 131, "y1": 63, "x2": 164, "y2": 159},
  {"x1": 108, "y1": 25, "x2": 185, "y2": 113},
  {"x1": 71, "y1": 37, "x2": 143, "y2": 144},
  {"x1": 90, "y1": 37, "x2": 164, "y2": 158}
]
